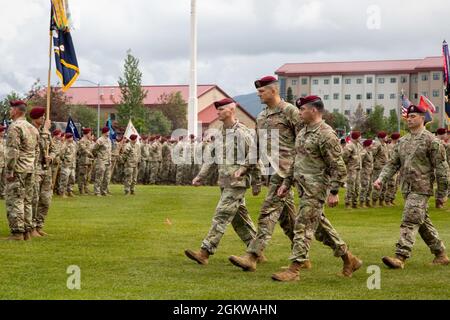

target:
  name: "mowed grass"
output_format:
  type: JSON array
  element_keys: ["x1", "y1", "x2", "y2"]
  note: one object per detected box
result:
[{"x1": 0, "y1": 185, "x2": 449, "y2": 300}]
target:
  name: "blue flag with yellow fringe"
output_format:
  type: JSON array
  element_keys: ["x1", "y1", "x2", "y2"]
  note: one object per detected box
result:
[{"x1": 51, "y1": 0, "x2": 79, "y2": 91}]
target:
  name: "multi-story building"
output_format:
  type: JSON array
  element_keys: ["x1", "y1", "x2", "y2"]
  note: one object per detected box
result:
[{"x1": 276, "y1": 57, "x2": 444, "y2": 116}]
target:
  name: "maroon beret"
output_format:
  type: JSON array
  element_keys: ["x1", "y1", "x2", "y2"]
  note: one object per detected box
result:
[
  {"x1": 101, "y1": 127, "x2": 109, "y2": 134},
  {"x1": 52, "y1": 129, "x2": 61, "y2": 137},
  {"x1": 377, "y1": 131, "x2": 387, "y2": 139},
  {"x1": 391, "y1": 132, "x2": 401, "y2": 140},
  {"x1": 29, "y1": 107, "x2": 46, "y2": 119},
  {"x1": 141, "y1": 135, "x2": 148, "y2": 140},
  {"x1": 351, "y1": 131, "x2": 361, "y2": 140},
  {"x1": 214, "y1": 98, "x2": 235, "y2": 109},
  {"x1": 436, "y1": 128, "x2": 447, "y2": 135},
  {"x1": 407, "y1": 104, "x2": 426, "y2": 115},
  {"x1": 296, "y1": 95, "x2": 322, "y2": 108},
  {"x1": 9, "y1": 100, "x2": 27, "y2": 107},
  {"x1": 254, "y1": 76, "x2": 278, "y2": 89},
  {"x1": 82, "y1": 128, "x2": 92, "y2": 135},
  {"x1": 363, "y1": 139, "x2": 373, "y2": 147},
  {"x1": 129, "y1": 134, "x2": 138, "y2": 141},
  {"x1": 65, "y1": 133, "x2": 73, "y2": 139}
]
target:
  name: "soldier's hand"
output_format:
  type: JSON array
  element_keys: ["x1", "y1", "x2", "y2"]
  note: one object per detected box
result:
[
  {"x1": 252, "y1": 184, "x2": 261, "y2": 196},
  {"x1": 43, "y1": 119, "x2": 51, "y2": 131},
  {"x1": 192, "y1": 177, "x2": 202, "y2": 186},
  {"x1": 276, "y1": 185, "x2": 289, "y2": 198},
  {"x1": 234, "y1": 168, "x2": 246, "y2": 180},
  {"x1": 373, "y1": 179, "x2": 382, "y2": 190},
  {"x1": 327, "y1": 194, "x2": 339, "y2": 207},
  {"x1": 6, "y1": 173, "x2": 15, "y2": 182}
]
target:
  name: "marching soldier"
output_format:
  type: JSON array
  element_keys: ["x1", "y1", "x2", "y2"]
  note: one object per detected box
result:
[
  {"x1": 149, "y1": 136, "x2": 162, "y2": 185},
  {"x1": 371, "y1": 131, "x2": 389, "y2": 207},
  {"x1": 359, "y1": 139, "x2": 374, "y2": 208},
  {"x1": 122, "y1": 134, "x2": 140, "y2": 195},
  {"x1": 374, "y1": 104, "x2": 449, "y2": 269},
  {"x1": 59, "y1": 133, "x2": 77, "y2": 198},
  {"x1": 77, "y1": 128, "x2": 94, "y2": 195},
  {"x1": 343, "y1": 131, "x2": 362, "y2": 209},
  {"x1": 92, "y1": 127, "x2": 112, "y2": 196}
]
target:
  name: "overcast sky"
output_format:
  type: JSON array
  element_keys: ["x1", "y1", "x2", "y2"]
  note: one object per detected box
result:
[{"x1": 1, "y1": 0, "x2": 449, "y2": 99}]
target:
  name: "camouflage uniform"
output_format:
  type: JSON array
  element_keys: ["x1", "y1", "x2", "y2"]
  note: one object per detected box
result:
[
  {"x1": 359, "y1": 147, "x2": 373, "y2": 206},
  {"x1": 111, "y1": 140, "x2": 124, "y2": 184},
  {"x1": 246, "y1": 100, "x2": 301, "y2": 257},
  {"x1": 32, "y1": 126, "x2": 57, "y2": 230},
  {"x1": 51, "y1": 136, "x2": 63, "y2": 194},
  {"x1": 378, "y1": 128, "x2": 448, "y2": 259},
  {"x1": 92, "y1": 135, "x2": 112, "y2": 196},
  {"x1": 195, "y1": 121, "x2": 258, "y2": 254},
  {"x1": 175, "y1": 140, "x2": 187, "y2": 185},
  {"x1": 149, "y1": 140, "x2": 162, "y2": 184},
  {"x1": 77, "y1": 136, "x2": 94, "y2": 194},
  {"x1": 285, "y1": 120, "x2": 348, "y2": 263},
  {"x1": 160, "y1": 141, "x2": 172, "y2": 184},
  {"x1": 384, "y1": 142, "x2": 399, "y2": 204},
  {"x1": 138, "y1": 141, "x2": 149, "y2": 184},
  {"x1": 59, "y1": 140, "x2": 77, "y2": 195},
  {"x1": 371, "y1": 138, "x2": 389, "y2": 204},
  {"x1": 122, "y1": 141, "x2": 140, "y2": 194},
  {"x1": 343, "y1": 140, "x2": 362, "y2": 207},
  {"x1": 0, "y1": 136, "x2": 5, "y2": 198},
  {"x1": 5, "y1": 117, "x2": 39, "y2": 234}
]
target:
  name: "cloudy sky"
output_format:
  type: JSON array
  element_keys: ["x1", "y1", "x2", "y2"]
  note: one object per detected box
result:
[{"x1": 1, "y1": 0, "x2": 449, "y2": 99}]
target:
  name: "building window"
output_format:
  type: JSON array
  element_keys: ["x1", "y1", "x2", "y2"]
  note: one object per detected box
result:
[
  {"x1": 436, "y1": 106, "x2": 440, "y2": 113},
  {"x1": 333, "y1": 108, "x2": 339, "y2": 113},
  {"x1": 433, "y1": 73, "x2": 440, "y2": 81},
  {"x1": 421, "y1": 74, "x2": 428, "y2": 81},
  {"x1": 279, "y1": 78, "x2": 286, "y2": 99},
  {"x1": 356, "y1": 78, "x2": 363, "y2": 84},
  {"x1": 324, "y1": 79, "x2": 330, "y2": 85},
  {"x1": 366, "y1": 77, "x2": 373, "y2": 84},
  {"x1": 345, "y1": 79, "x2": 351, "y2": 85},
  {"x1": 401, "y1": 76, "x2": 408, "y2": 83},
  {"x1": 378, "y1": 78, "x2": 385, "y2": 84},
  {"x1": 413, "y1": 76, "x2": 418, "y2": 83},
  {"x1": 414, "y1": 93, "x2": 418, "y2": 99},
  {"x1": 356, "y1": 94, "x2": 362, "y2": 100},
  {"x1": 433, "y1": 90, "x2": 440, "y2": 97},
  {"x1": 333, "y1": 93, "x2": 340, "y2": 100},
  {"x1": 366, "y1": 108, "x2": 372, "y2": 114},
  {"x1": 422, "y1": 91, "x2": 428, "y2": 97},
  {"x1": 378, "y1": 94, "x2": 384, "y2": 100},
  {"x1": 324, "y1": 95, "x2": 329, "y2": 100},
  {"x1": 345, "y1": 94, "x2": 351, "y2": 100},
  {"x1": 390, "y1": 93, "x2": 396, "y2": 99},
  {"x1": 313, "y1": 79, "x2": 319, "y2": 85},
  {"x1": 366, "y1": 93, "x2": 372, "y2": 100},
  {"x1": 292, "y1": 79, "x2": 297, "y2": 85},
  {"x1": 301, "y1": 78, "x2": 308, "y2": 85},
  {"x1": 390, "y1": 77, "x2": 397, "y2": 83},
  {"x1": 344, "y1": 110, "x2": 351, "y2": 116},
  {"x1": 333, "y1": 78, "x2": 340, "y2": 85}
]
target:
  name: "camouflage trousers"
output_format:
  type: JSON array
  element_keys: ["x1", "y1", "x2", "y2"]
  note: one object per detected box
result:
[
  {"x1": 201, "y1": 187, "x2": 257, "y2": 254},
  {"x1": 247, "y1": 174, "x2": 297, "y2": 256},
  {"x1": 359, "y1": 171, "x2": 373, "y2": 203},
  {"x1": 385, "y1": 173, "x2": 399, "y2": 203},
  {"x1": 395, "y1": 193, "x2": 445, "y2": 258},
  {"x1": 290, "y1": 197, "x2": 348, "y2": 263},
  {"x1": 32, "y1": 170, "x2": 53, "y2": 229},
  {"x1": 159, "y1": 162, "x2": 171, "y2": 183},
  {"x1": 138, "y1": 161, "x2": 148, "y2": 184},
  {"x1": 59, "y1": 166, "x2": 76, "y2": 195},
  {"x1": 148, "y1": 161, "x2": 159, "y2": 184},
  {"x1": 77, "y1": 164, "x2": 92, "y2": 193},
  {"x1": 6, "y1": 172, "x2": 34, "y2": 233},
  {"x1": 51, "y1": 163, "x2": 60, "y2": 193},
  {"x1": 345, "y1": 169, "x2": 360, "y2": 205},
  {"x1": 123, "y1": 166, "x2": 138, "y2": 193},
  {"x1": 0, "y1": 167, "x2": 5, "y2": 197},
  {"x1": 94, "y1": 163, "x2": 111, "y2": 195},
  {"x1": 176, "y1": 164, "x2": 186, "y2": 185},
  {"x1": 371, "y1": 168, "x2": 386, "y2": 202}
]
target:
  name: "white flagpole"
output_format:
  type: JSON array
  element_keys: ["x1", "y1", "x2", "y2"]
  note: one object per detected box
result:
[{"x1": 188, "y1": 0, "x2": 198, "y2": 137}]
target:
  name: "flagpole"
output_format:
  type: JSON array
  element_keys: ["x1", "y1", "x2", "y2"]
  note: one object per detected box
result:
[
  {"x1": 188, "y1": 0, "x2": 198, "y2": 137},
  {"x1": 46, "y1": 29, "x2": 53, "y2": 120}
]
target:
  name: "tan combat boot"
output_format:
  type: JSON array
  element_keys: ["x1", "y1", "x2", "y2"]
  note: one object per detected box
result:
[
  {"x1": 23, "y1": 231, "x2": 31, "y2": 241},
  {"x1": 382, "y1": 254, "x2": 406, "y2": 269},
  {"x1": 365, "y1": 200, "x2": 372, "y2": 208},
  {"x1": 68, "y1": 191, "x2": 75, "y2": 197},
  {"x1": 341, "y1": 251, "x2": 363, "y2": 277},
  {"x1": 62, "y1": 193, "x2": 68, "y2": 199},
  {"x1": 184, "y1": 248, "x2": 210, "y2": 265},
  {"x1": 271, "y1": 262, "x2": 302, "y2": 282},
  {"x1": 30, "y1": 229, "x2": 42, "y2": 238},
  {"x1": 6, "y1": 233, "x2": 24, "y2": 241},
  {"x1": 256, "y1": 253, "x2": 267, "y2": 264},
  {"x1": 345, "y1": 203, "x2": 351, "y2": 209},
  {"x1": 432, "y1": 251, "x2": 450, "y2": 266},
  {"x1": 379, "y1": 199, "x2": 385, "y2": 207},
  {"x1": 352, "y1": 203, "x2": 358, "y2": 209},
  {"x1": 78, "y1": 188, "x2": 84, "y2": 195},
  {"x1": 228, "y1": 253, "x2": 258, "y2": 272},
  {"x1": 36, "y1": 228, "x2": 49, "y2": 236},
  {"x1": 359, "y1": 201, "x2": 366, "y2": 209}
]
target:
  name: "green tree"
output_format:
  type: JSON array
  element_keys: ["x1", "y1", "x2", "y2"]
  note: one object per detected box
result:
[
  {"x1": 71, "y1": 105, "x2": 98, "y2": 129},
  {"x1": 350, "y1": 103, "x2": 367, "y2": 132},
  {"x1": 155, "y1": 91, "x2": 187, "y2": 130},
  {"x1": 366, "y1": 105, "x2": 387, "y2": 137},
  {"x1": 117, "y1": 49, "x2": 148, "y2": 133},
  {"x1": 286, "y1": 87, "x2": 294, "y2": 104},
  {"x1": 0, "y1": 91, "x2": 23, "y2": 122},
  {"x1": 147, "y1": 110, "x2": 172, "y2": 135},
  {"x1": 387, "y1": 109, "x2": 399, "y2": 133}
]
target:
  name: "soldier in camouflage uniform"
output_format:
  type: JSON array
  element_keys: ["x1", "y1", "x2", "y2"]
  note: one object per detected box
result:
[
  {"x1": 30, "y1": 107, "x2": 57, "y2": 237},
  {"x1": 343, "y1": 131, "x2": 362, "y2": 208},
  {"x1": 77, "y1": 128, "x2": 94, "y2": 195},
  {"x1": 371, "y1": 131, "x2": 389, "y2": 207},
  {"x1": 229, "y1": 76, "x2": 301, "y2": 272},
  {"x1": 359, "y1": 139, "x2": 374, "y2": 208},
  {"x1": 374, "y1": 104, "x2": 449, "y2": 268},
  {"x1": 122, "y1": 134, "x2": 140, "y2": 195},
  {"x1": 59, "y1": 133, "x2": 77, "y2": 197},
  {"x1": 175, "y1": 137, "x2": 187, "y2": 185},
  {"x1": 0, "y1": 126, "x2": 6, "y2": 199},
  {"x1": 92, "y1": 127, "x2": 112, "y2": 196},
  {"x1": 185, "y1": 98, "x2": 259, "y2": 265},
  {"x1": 384, "y1": 132, "x2": 401, "y2": 206},
  {"x1": 149, "y1": 136, "x2": 162, "y2": 185},
  {"x1": 111, "y1": 136, "x2": 124, "y2": 184},
  {"x1": 160, "y1": 137, "x2": 172, "y2": 184},
  {"x1": 138, "y1": 135, "x2": 149, "y2": 184},
  {"x1": 436, "y1": 128, "x2": 450, "y2": 201},
  {"x1": 50, "y1": 129, "x2": 63, "y2": 194},
  {"x1": 271, "y1": 96, "x2": 362, "y2": 282},
  {"x1": 5, "y1": 100, "x2": 39, "y2": 241}
]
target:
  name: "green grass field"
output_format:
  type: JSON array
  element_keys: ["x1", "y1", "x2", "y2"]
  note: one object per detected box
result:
[{"x1": 0, "y1": 185, "x2": 449, "y2": 300}]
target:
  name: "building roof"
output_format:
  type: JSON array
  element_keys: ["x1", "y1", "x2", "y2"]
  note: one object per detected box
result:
[
  {"x1": 276, "y1": 56, "x2": 444, "y2": 77},
  {"x1": 64, "y1": 84, "x2": 228, "y2": 106}
]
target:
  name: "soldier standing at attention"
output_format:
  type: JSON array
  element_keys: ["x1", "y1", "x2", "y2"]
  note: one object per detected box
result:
[
  {"x1": 77, "y1": 128, "x2": 94, "y2": 195},
  {"x1": 229, "y1": 76, "x2": 301, "y2": 272},
  {"x1": 343, "y1": 131, "x2": 362, "y2": 209},
  {"x1": 272, "y1": 96, "x2": 362, "y2": 282},
  {"x1": 436, "y1": 128, "x2": 450, "y2": 201},
  {"x1": 122, "y1": 134, "x2": 140, "y2": 195},
  {"x1": 0, "y1": 126, "x2": 6, "y2": 199},
  {"x1": 92, "y1": 127, "x2": 112, "y2": 197},
  {"x1": 59, "y1": 133, "x2": 77, "y2": 198},
  {"x1": 374, "y1": 104, "x2": 449, "y2": 268},
  {"x1": 185, "y1": 98, "x2": 259, "y2": 265},
  {"x1": 5, "y1": 100, "x2": 39, "y2": 241},
  {"x1": 371, "y1": 131, "x2": 389, "y2": 207},
  {"x1": 359, "y1": 139, "x2": 374, "y2": 208}
]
